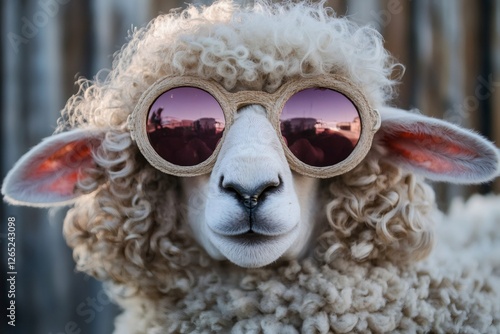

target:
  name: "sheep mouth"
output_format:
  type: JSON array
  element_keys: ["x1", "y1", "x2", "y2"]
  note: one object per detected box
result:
[
  {"x1": 208, "y1": 220, "x2": 298, "y2": 243},
  {"x1": 207, "y1": 226, "x2": 300, "y2": 268},
  {"x1": 207, "y1": 214, "x2": 299, "y2": 238},
  {"x1": 215, "y1": 231, "x2": 277, "y2": 245}
]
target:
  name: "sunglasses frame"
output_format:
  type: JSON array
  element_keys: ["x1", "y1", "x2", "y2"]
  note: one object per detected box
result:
[{"x1": 128, "y1": 75, "x2": 380, "y2": 178}]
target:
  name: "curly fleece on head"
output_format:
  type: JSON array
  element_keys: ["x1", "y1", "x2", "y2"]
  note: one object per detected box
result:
[
  {"x1": 54, "y1": 1, "x2": 499, "y2": 333},
  {"x1": 57, "y1": 0, "x2": 398, "y2": 132}
]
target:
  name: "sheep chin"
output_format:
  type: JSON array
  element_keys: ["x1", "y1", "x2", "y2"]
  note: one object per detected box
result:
[{"x1": 207, "y1": 226, "x2": 300, "y2": 268}]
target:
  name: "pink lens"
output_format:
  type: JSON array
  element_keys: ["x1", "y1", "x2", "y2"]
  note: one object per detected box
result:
[
  {"x1": 147, "y1": 87, "x2": 225, "y2": 166},
  {"x1": 280, "y1": 88, "x2": 361, "y2": 167}
]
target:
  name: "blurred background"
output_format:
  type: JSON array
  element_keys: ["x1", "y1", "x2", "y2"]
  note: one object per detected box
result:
[{"x1": 1, "y1": 0, "x2": 499, "y2": 333}]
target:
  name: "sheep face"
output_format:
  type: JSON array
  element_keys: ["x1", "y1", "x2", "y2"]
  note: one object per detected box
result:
[
  {"x1": 126, "y1": 74, "x2": 378, "y2": 268},
  {"x1": 182, "y1": 105, "x2": 318, "y2": 267}
]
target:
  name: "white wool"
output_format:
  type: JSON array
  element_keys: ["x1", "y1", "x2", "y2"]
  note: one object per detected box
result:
[{"x1": 108, "y1": 195, "x2": 500, "y2": 333}]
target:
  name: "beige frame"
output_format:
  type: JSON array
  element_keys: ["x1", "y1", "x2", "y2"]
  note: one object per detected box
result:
[{"x1": 128, "y1": 75, "x2": 380, "y2": 178}]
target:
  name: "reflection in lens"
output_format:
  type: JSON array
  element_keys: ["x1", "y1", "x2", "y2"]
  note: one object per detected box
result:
[
  {"x1": 146, "y1": 87, "x2": 225, "y2": 166},
  {"x1": 280, "y1": 88, "x2": 361, "y2": 167}
]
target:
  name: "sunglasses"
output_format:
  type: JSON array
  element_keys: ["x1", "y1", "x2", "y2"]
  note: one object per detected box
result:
[{"x1": 128, "y1": 75, "x2": 380, "y2": 178}]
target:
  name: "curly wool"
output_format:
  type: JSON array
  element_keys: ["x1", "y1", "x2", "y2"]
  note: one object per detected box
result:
[
  {"x1": 319, "y1": 159, "x2": 436, "y2": 264},
  {"x1": 52, "y1": 1, "x2": 500, "y2": 333},
  {"x1": 110, "y1": 195, "x2": 500, "y2": 334},
  {"x1": 56, "y1": 0, "x2": 399, "y2": 133}
]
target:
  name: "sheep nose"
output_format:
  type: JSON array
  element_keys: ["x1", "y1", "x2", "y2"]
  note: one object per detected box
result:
[{"x1": 220, "y1": 177, "x2": 281, "y2": 210}]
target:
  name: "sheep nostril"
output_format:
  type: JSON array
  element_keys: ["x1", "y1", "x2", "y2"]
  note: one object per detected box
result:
[
  {"x1": 242, "y1": 195, "x2": 258, "y2": 209},
  {"x1": 220, "y1": 176, "x2": 282, "y2": 209}
]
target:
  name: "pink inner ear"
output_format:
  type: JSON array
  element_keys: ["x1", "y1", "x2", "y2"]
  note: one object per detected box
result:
[
  {"x1": 33, "y1": 140, "x2": 95, "y2": 195},
  {"x1": 382, "y1": 129, "x2": 478, "y2": 174},
  {"x1": 42, "y1": 171, "x2": 81, "y2": 195},
  {"x1": 35, "y1": 141, "x2": 93, "y2": 176}
]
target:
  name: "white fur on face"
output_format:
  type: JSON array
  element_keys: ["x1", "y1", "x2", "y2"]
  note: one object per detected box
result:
[{"x1": 181, "y1": 105, "x2": 319, "y2": 268}]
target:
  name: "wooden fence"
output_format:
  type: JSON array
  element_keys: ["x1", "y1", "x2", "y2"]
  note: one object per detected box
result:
[{"x1": 1, "y1": 0, "x2": 499, "y2": 333}]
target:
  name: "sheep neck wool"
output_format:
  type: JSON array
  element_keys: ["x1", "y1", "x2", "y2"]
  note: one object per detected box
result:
[{"x1": 110, "y1": 194, "x2": 500, "y2": 333}]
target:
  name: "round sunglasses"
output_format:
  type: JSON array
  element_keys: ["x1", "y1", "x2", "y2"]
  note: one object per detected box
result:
[{"x1": 128, "y1": 75, "x2": 381, "y2": 178}]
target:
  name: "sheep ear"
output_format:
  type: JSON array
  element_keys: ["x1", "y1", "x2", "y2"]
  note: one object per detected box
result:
[
  {"x1": 2, "y1": 129, "x2": 104, "y2": 207},
  {"x1": 375, "y1": 107, "x2": 500, "y2": 184}
]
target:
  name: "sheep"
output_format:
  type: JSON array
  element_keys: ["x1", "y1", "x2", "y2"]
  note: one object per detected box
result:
[{"x1": 2, "y1": 1, "x2": 500, "y2": 332}]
